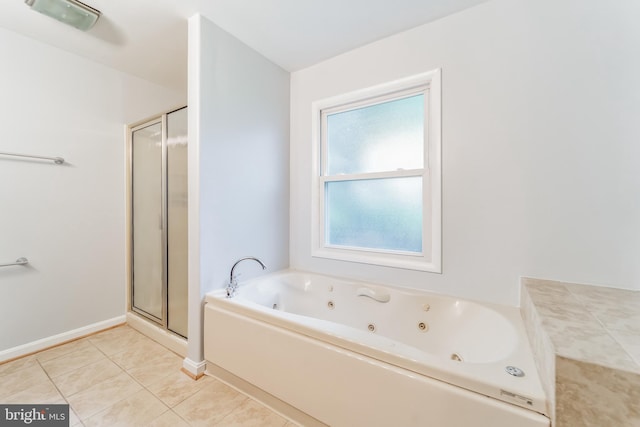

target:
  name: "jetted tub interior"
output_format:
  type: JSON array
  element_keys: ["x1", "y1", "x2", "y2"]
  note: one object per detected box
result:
[{"x1": 204, "y1": 270, "x2": 550, "y2": 427}]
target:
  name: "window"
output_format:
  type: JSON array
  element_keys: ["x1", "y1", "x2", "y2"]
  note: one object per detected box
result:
[{"x1": 311, "y1": 70, "x2": 441, "y2": 272}]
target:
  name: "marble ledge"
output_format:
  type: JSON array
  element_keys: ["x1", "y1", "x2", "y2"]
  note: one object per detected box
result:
[{"x1": 520, "y1": 277, "x2": 640, "y2": 427}]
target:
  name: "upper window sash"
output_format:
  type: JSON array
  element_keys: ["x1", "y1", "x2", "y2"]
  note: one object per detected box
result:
[{"x1": 320, "y1": 86, "x2": 429, "y2": 179}]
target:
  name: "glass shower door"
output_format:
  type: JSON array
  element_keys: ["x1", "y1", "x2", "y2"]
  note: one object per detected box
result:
[
  {"x1": 130, "y1": 107, "x2": 188, "y2": 337},
  {"x1": 167, "y1": 107, "x2": 188, "y2": 337},
  {"x1": 131, "y1": 121, "x2": 164, "y2": 321}
]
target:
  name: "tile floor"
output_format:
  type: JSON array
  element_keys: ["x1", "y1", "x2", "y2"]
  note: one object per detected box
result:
[{"x1": 0, "y1": 325, "x2": 296, "y2": 426}]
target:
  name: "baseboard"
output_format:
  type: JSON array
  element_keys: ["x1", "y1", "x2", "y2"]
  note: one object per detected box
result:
[
  {"x1": 182, "y1": 357, "x2": 206, "y2": 379},
  {"x1": 0, "y1": 315, "x2": 126, "y2": 363},
  {"x1": 125, "y1": 312, "x2": 187, "y2": 357}
]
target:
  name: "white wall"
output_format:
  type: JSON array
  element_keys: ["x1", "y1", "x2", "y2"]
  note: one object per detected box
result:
[
  {"x1": 0, "y1": 27, "x2": 185, "y2": 355},
  {"x1": 187, "y1": 15, "x2": 290, "y2": 366},
  {"x1": 290, "y1": 0, "x2": 640, "y2": 306}
]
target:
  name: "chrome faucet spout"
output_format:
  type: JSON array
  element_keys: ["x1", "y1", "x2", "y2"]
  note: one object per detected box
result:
[{"x1": 226, "y1": 256, "x2": 267, "y2": 298}]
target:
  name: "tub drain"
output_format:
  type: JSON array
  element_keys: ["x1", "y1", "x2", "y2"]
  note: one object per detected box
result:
[
  {"x1": 367, "y1": 324, "x2": 376, "y2": 332},
  {"x1": 417, "y1": 322, "x2": 428, "y2": 332},
  {"x1": 505, "y1": 366, "x2": 525, "y2": 377},
  {"x1": 327, "y1": 301, "x2": 334, "y2": 309}
]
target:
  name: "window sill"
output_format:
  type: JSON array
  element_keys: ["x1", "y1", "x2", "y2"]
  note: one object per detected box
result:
[{"x1": 312, "y1": 247, "x2": 441, "y2": 273}]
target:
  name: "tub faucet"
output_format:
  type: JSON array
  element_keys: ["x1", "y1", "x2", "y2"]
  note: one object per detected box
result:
[{"x1": 226, "y1": 256, "x2": 267, "y2": 298}]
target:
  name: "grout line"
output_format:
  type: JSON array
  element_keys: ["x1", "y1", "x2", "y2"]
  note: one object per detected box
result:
[
  {"x1": 74, "y1": 372, "x2": 143, "y2": 422},
  {"x1": 34, "y1": 358, "x2": 71, "y2": 409},
  {"x1": 170, "y1": 408, "x2": 192, "y2": 426},
  {"x1": 559, "y1": 284, "x2": 612, "y2": 332},
  {"x1": 0, "y1": 323, "x2": 127, "y2": 366},
  {"x1": 144, "y1": 378, "x2": 193, "y2": 409},
  {"x1": 98, "y1": 338, "x2": 177, "y2": 419},
  {"x1": 0, "y1": 355, "x2": 37, "y2": 379},
  {"x1": 42, "y1": 336, "x2": 146, "y2": 422},
  {"x1": 562, "y1": 284, "x2": 638, "y2": 363},
  {"x1": 39, "y1": 343, "x2": 110, "y2": 380},
  {"x1": 605, "y1": 329, "x2": 640, "y2": 369},
  {"x1": 175, "y1": 380, "x2": 249, "y2": 425}
]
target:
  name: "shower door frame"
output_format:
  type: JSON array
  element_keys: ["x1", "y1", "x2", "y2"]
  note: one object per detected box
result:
[{"x1": 126, "y1": 106, "x2": 186, "y2": 337}]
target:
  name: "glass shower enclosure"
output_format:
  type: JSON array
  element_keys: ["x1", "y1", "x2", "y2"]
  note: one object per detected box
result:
[{"x1": 129, "y1": 107, "x2": 188, "y2": 338}]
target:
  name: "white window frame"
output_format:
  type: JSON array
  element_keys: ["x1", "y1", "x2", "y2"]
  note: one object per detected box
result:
[{"x1": 311, "y1": 69, "x2": 442, "y2": 273}]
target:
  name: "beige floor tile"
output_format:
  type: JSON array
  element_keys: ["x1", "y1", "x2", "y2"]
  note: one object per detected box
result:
[
  {"x1": 147, "y1": 410, "x2": 190, "y2": 427},
  {"x1": 147, "y1": 369, "x2": 214, "y2": 408},
  {"x1": 40, "y1": 345, "x2": 106, "y2": 378},
  {"x1": 3, "y1": 378, "x2": 63, "y2": 404},
  {"x1": 215, "y1": 399, "x2": 288, "y2": 427},
  {"x1": 2, "y1": 325, "x2": 290, "y2": 426},
  {"x1": 67, "y1": 371, "x2": 143, "y2": 420},
  {"x1": 83, "y1": 389, "x2": 168, "y2": 427},
  {"x1": 0, "y1": 354, "x2": 39, "y2": 377},
  {"x1": 0, "y1": 363, "x2": 50, "y2": 400},
  {"x1": 69, "y1": 408, "x2": 83, "y2": 427},
  {"x1": 53, "y1": 399, "x2": 82, "y2": 427},
  {"x1": 173, "y1": 380, "x2": 247, "y2": 426},
  {"x1": 125, "y1": 351, "x2": 183, "y2": 388},
  {"x1": 51, "y1": 358, "x2": 123, "y2": 397},
  {"x1": 88, "y1": 326, "x2": 150, "y2": 356},
  {"x1": 109, "y1": 339, "x2": 171, "y2": 371},
  {"x1": 36, "y1": 339, "x2": 94, "y2": 363}
]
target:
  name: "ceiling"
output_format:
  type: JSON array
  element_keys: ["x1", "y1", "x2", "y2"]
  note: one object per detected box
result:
[{"x1": 0, "y1": 0, "x2": 488, "y2": 91}]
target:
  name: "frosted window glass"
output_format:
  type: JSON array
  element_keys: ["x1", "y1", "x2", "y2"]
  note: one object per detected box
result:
[
  {"x1": 326, "y1": 177, "x2": 422, "y2": 252},
  {"x1": 326, "y1": 94, "x2": 424, "y2": 175}
]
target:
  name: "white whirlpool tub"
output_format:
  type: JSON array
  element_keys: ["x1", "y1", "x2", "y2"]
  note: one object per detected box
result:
[{"x1": 204, "y1": 270, "x2": 550, "y2": 427}]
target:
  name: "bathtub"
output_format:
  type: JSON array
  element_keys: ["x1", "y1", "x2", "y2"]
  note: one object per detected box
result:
[{"x1": 204, "y1": 270, "x2": 550, "y2": 427}]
